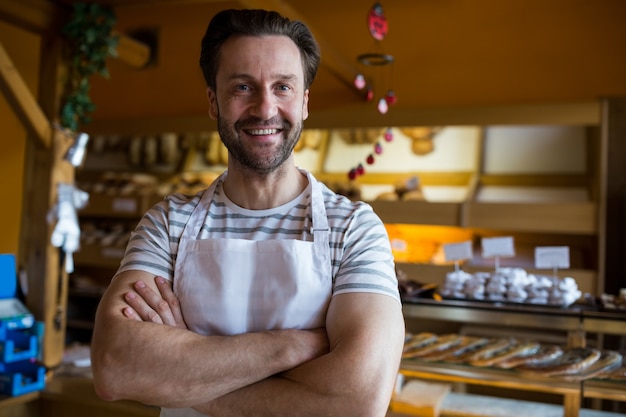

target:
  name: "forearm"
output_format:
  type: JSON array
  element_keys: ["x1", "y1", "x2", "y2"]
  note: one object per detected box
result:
[
  {"x1": 195, "y1": 351, "x2": 396, "y2": 417},
  {"x1": 92, "y1": 321, "x2": 310, "y2": 407},
  {"x1": 91, "y1": 272, "x2": 325, "y2": 408},
  {"x1": 194, "y1": 293, "x2": 405, "y2": 417}
]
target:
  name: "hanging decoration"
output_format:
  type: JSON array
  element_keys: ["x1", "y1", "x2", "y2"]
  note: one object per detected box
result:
[
  {"x1": 60, "y1": 2, "x2": 119, "y2": 133},
  {"x1": 348, "y1": 3, "x2": 397, "y2": 181}
]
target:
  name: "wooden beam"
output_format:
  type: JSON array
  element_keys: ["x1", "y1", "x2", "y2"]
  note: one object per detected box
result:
[
  {"x1": 0, "y1": 41, "x2": 51, "y2": 147},
  {"x1": 0, "y1": 0, "x2": 151, "y2": 69},
  {"x1": 115, "y1": 31, "x2": 152, "y2": 69},
  {"x1": 21, "y1": 132, "x2": 75, "y2": 369},
  {"x1": 0, "y1": 0, "x2": 57, "y2": 34},
  {"x1": 19, "y1": 34, "x2": 75, "y2": 369}
]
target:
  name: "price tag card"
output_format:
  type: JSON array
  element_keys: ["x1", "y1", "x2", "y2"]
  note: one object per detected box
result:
[
  {"x1": 481, "y1": 236, "x2": 515, "y2": 258},
  {"x1": 535, "y1": 246, "x2": 570, "y2": 269},
  {"x1": 443, "y1": 241, "x2": 473, "y2": 262}
]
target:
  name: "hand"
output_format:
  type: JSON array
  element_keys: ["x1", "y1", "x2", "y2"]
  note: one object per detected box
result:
[
  {"x1": 287, "y1": 328, "x2": 329, "y2": 367},
  {"x1": 123, "y1": 276, "x2": 188, "y2": 330}
]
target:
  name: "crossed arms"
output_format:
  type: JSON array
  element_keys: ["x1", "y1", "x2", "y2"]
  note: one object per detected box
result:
[{"x1": 91, "y1": 270, "x2": 405, "y2": 417}]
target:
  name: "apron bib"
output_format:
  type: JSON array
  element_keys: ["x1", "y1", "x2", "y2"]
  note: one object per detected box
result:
[{"x1": 173, "y1": 172, "x2": 332, "y2": 335}]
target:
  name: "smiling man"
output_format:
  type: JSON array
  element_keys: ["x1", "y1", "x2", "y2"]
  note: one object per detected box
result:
[{"x1": 91, "y1": 9, "x2": 404, "y2": 417}]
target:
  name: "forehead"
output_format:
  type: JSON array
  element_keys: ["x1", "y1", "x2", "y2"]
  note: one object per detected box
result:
[{"x1": 217, "y1": 35, "x2": 304, "y2": 81}]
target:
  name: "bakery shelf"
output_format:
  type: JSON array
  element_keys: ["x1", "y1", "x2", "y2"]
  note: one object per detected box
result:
[
  {"x1": 74, "y1": 244, "x2": 125, "y2": 268},
  {"x1": 582, "y1": 311, "x2": 626, "y2": 336},
  {"x1": 583, "y1": 380, "x2": 626, "y2": 403},
  {"x1": 402, "y1": 299, "x2": 584, "y2": 335},
  {"x1": 463, "y1": 202, "x2": 597, "y2": 234},
  {"x1": 401, "y1": 299, "x2": 626, "y2": 415},
  {"x1": 369, "y1": 200, "x2": 461, "y2": 226},
  {"x1": 80, "y1": 193, "x2": 160, "y2": 218},
  {"x1": 399, "y1": 360, "x2": 582, "y2": 417},
  {"x1": 370, "y1": 200, "x2": 597, "y2": 234}
]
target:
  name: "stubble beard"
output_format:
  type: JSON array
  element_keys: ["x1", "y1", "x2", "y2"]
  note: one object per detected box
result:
[{"x1": 217, "y1": 115, "x2": 303, "y2": 175}]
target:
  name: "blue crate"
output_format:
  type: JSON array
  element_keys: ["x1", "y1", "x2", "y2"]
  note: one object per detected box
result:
[
  {"x1": 0, "y1": 299, "x2": 35, "y2": 332},
  {"x1": 0, "y1": 328, "x2": 38, "y2": 363},
  {"x1": 0, "y1": 360, "x2": 45, "y2": 396},
  {"x1": 0, "y1": 254, "x2": 17, "y2": 299}
]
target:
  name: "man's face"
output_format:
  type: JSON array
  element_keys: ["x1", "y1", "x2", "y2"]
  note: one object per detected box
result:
[{"x1": 207, "y1": 35, "x2": 309, "y2": 174}]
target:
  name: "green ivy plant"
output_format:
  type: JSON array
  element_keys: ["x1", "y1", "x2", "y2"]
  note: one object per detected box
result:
[{"x1": 60, "y1": 2, "x2": 119, "y2": 132}]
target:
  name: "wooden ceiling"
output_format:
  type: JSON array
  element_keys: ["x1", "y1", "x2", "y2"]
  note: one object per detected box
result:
[{"x1": 14, "y1": 0, "x2": 626, "y2": 131}]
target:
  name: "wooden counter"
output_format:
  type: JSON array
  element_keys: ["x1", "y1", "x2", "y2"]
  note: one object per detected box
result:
[{"x1": 40, "y1": 376, "x2": 159, "y2": 417}]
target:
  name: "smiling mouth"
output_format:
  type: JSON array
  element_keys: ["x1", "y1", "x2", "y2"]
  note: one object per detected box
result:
[{"x1": 245, "y1": 128, "x2": 280, "y2": 135}]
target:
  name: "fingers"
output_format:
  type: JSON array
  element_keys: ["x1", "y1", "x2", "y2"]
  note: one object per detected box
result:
[
  {"x1": 122, "y1": 304, "x2": 142, "y2": 321},
  {"x1": 122, "y1": 277, "x2": 187, "y2": 329},
  {"x1": 155, "y1": 276, "x2": 187, "y2": 329},
  {"x1": 124, "y1": 288, "x2": 166, "y2": 325}
]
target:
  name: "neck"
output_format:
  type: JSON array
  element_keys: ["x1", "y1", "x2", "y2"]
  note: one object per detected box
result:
[{"x1": 222, "y1": 163, "x2": 308, "y2": 210}]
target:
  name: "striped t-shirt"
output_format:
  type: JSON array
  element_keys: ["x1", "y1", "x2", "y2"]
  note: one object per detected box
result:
[{"x1": 116, "y1": 172, "x2": 400, "y2": 302}]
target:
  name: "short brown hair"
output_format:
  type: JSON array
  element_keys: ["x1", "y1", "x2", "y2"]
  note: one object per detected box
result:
[{"x1": 199, "y1": 9, "x2": 320, "y2": 91}]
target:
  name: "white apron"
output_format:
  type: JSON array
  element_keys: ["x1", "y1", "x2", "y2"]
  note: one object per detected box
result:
[{"x1": 161, "y1": 173, "x2": 331, "y2": 417}]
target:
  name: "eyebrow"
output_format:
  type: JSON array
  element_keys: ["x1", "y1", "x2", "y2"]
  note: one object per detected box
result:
[{"x1": 227, "y1": 73, "x2": 299, "y2": 83}]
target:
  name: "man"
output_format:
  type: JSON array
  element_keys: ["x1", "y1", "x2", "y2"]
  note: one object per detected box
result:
[{"x1": 91, "y1": 9, "x2": 404, "y2": 417}]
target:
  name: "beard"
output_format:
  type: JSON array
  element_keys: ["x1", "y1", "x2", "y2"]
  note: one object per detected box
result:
[{"x1": 217, "y1": 115, "x2": 303, "y2": 174}]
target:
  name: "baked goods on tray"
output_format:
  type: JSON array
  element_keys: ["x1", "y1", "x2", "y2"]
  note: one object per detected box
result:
[
  {"x1": 560, "y1": 350, "x2": 623, "y2": 381},
  {"x1": 469, "y1": 341, "x2": 541, "y2": 367},
  {"x1": 516, "y1": 347, "x2": 602, "y2": 377},
  {"x1": 403, "y1": 334, "x2": 463, "y2": 359},
  {"x1": 495, "y1": 344, "x2": 563, "y2": 369},
  {"x1": 420, "y1": 336, "x2": 490, "y2": 362},
  {"x1": 589, "y1": 355, "x2": 626, "y2": 381},
  {"x1": 445, "y1": 338, "x2": 515, "y2": 364}
]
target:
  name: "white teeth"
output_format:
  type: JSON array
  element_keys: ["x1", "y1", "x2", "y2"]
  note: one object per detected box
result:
[{"x1": 247, "y1": 129, "x2": 278, "y2": 135}]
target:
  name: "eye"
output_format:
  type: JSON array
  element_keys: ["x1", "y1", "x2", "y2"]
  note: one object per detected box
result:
[
  {"x1": 236, "y1": 84, "x2": 251, "y2": 92},
  {"x1": 276, "y1": 84, "x2": 291, "y2": 92}
]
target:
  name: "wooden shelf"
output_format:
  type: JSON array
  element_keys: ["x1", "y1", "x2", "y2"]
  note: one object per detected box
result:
[
  {"x1": 370, "y1": 200, "x2": 597, "y2": 235},
  {"x1": 400, "y1": 299, "x2": 626, "y2": 416},
  {"x1": 80, "y1": 193, "x2": 161, "y2": 218},
  {"x1": 369, "y1": 200, "x2": 461, "y2": 226},
  {"x1": 74, "y1": 244, "x2": 126, "y2": 268},
  {"x1": 464, "y1": 201, "x2": 597, "y2": 234}
]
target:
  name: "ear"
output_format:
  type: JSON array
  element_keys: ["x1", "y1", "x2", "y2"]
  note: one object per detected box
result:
[
  {"x1": 302, "y1": 89, "x2": 310, "y2": 121},
  {"x1": 207, "y1": 87, "x2": 218, "y2": 120}
]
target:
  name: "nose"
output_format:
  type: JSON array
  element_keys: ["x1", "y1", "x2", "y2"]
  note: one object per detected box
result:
[{"x1": 250, "y1": 87, "x2": 278, "y2": 120}]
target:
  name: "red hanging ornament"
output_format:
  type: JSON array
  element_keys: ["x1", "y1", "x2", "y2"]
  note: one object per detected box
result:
[
  {"x1": 367, "y1": 3, "x2": 388, "y2": 41},
  {"x1": 348, "y1": 168, "x2": 357, "y2": 180},
  {"x1": 357, "y1": 163, "x2": 365, "y2": 175},
  {"x1": 385, "y1": 89, "x2": 397, "y2": 105},
  {"x1": 366, "y1": 154, "x2": 375, "y2": 165},
  {"x1": 374, "y1": 142, "x2": 383, "y2": 155},
  {"x1": 384, "y1": 128, "x2": 393, "y2": 142},
  {"x1": 366, "y1": 87, "x2": 374, "y2": 102}
]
